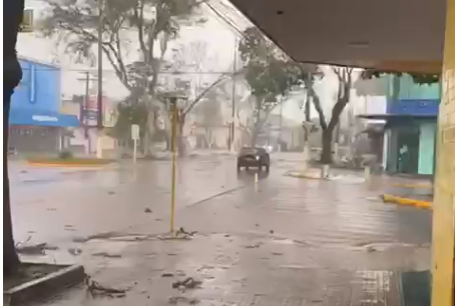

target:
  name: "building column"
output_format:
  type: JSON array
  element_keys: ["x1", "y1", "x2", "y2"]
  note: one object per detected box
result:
[{"x1": 431, "y1": 0, "x2": 455, "y2": 304}]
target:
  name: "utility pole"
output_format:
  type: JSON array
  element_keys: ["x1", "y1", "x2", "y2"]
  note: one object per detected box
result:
[
  {"x1": 305, "y1": 72, "x2": 312, "y2": 122},
  {"x1": 96, "y1": 1, "x2": 104, "y2": 158},
  {"x1": 278, "y1": 99, "x2": 283, "y2": 151},
  {"x1": 230, "y1": 38, "x2": 238, "y2": 151},
  {"x1": 84, "y1": 72, "x2": 91, "y2": 153},
  {"x1": 97, "y1": 2, "x2": 103, "y2": 129}
]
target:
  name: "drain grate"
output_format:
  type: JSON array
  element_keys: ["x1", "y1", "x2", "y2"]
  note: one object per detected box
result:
[{"x1": 400, "y1": 270, "x2": 431, "y2": 306}]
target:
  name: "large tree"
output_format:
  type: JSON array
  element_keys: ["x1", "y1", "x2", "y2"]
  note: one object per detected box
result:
[
  {"x1": 238, "y1": 27, "x2": 309, "y2": 146},
  {"x1": 306, "y1": 67, "x2": 354, "y2": 164},
  {"x1": 361, "y1": 69, "x2": 440, "y2": 85},
  {"x1": 41, "y1": 0, "x2": 206, "y2": 155}
]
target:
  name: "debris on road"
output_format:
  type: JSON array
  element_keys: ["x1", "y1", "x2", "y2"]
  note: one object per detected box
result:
[
  {"x1": 172, "y1": 277, "x2": 203, "y2": 292},
  {"x1": 68, "y1": 248, "x2": 83, "y2": 256},
  {"x1": 16, "y1": 242, "x2": 59, "y2": 255},
  {"x1": 176, "y1": 227, "x2": 197, "y2": 237},
  {"x1": 144, "y1": 208, "x2": 153, "y2": 213},
  {"x1": 162, "y1": 273, "x2": 174, "y2": 278},
  {"x1": 244, "y1": 242, "x2": 262, "y2": 249},
  {"x1": 86, "y1": 276, "x2": 128, "y2": 298},
  {"x1": 168, "y1": 296, "x2": 200, "y2": 305},
  {"x1": 158, "y1": 227, "x2": 197, "y2": 241},
  {"x1": 92, "y1": 252, "x2": 122, "y2": 258}
]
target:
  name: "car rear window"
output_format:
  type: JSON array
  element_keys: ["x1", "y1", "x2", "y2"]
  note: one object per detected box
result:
[{"x1": 240, "y1": 148, "x2": 258, "y2": 155}]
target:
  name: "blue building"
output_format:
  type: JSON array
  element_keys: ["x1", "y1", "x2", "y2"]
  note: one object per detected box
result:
[
  {"x1": 9, "y1": 57, "x2": 80, "y2": 153},
  {"x1": 360, "y1": 74, "x2": 439, "y2": 175}
]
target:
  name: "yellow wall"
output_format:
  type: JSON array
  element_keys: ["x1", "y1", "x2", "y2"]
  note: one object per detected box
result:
[{"x1": 431, "y1": 0, "x2": 455, "y2": 304}]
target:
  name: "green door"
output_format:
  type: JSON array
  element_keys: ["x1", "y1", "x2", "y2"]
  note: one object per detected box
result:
[{"x1": 396, "y1": 129, "x2": 420, "y2": 174}]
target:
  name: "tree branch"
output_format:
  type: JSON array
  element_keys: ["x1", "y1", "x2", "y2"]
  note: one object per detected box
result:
[
  {"x1": 304, "y1": 79, "x2": 327, "y2": 130},
  {"x1": 183, "y1": 69, "x2": 244, "y2": 116},
  {"x1": 183, "y1": 75, "x2": 227, "y2": 116}
]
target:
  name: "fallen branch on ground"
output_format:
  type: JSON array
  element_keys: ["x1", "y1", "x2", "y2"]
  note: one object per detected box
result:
[{"x1": 86, "y1": 276, "x2": 128, "y2": 298}]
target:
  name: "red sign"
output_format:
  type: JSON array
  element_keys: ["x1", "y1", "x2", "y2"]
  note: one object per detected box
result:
[{"x1": 85, "y1": 96, "x2": 109, "y2": 110}]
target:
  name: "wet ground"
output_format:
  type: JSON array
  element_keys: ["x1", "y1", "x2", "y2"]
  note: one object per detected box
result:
[{"x1": 9, "y1": 153, "x2": 432, "y2": 305}]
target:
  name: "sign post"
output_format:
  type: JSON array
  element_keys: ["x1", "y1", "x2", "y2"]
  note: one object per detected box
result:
[
  {"x1": 169, "y1": 98, "x2": 178, "y2": 235},
  {"x1": 131, "y1": 124, "x2": 140, "y2": 164}
]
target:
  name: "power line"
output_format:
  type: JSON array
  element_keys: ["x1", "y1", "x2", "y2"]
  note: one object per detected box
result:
[
  {"x1": 204, "y1": 1, "x2": 246, "y2": 40},
  {"x1": 20, "y1": 68, "x2": 237, "y2": 74}
]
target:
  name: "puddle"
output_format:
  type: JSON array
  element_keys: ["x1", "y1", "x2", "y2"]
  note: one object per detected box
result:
[
  {"x1": 86, "y1": 239, "x2": 132, "y2": 253},
  {"x1": 352, "y1": 242, "x2": 430, "y2": 252},
  {"x1": 329, "y1": 175, "x2": 366, "y2": 184},
  {"x1": 270, "y1": 238, "x2": 295, "y2": 245}
]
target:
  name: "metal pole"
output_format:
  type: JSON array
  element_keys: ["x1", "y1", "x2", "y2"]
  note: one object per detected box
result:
[
  {"x1": 278, "y1": 98, "x2": 283, "y2": 151},
  {"x1": 305, "y1": 72, "x2": 312, "y2": 122},
  {"x1": 97, "y1": 3, "x2": 103, "y2": 129},
  {"x1": 133, "y1": 139, "x2": 137, "y2": 164},
  {"x1": 230, "y1": 38, "x2": 237, "y2": 151},
  {"x1": 84, "y1": 71, "x2": 89, "y2": 137},
  {"x1": 170, "y1": 100, "x2": 178, "y2": 235},
  {"x1": 84, "y1": 72, "x2": 91, "y2": 154}
]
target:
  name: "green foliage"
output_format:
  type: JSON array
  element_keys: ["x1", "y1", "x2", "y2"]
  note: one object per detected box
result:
[
  {"x1": 58, "y1": 151, "x2": 74, "y2": 159},
  {"x1": 361, "y1": 69, "x2": 440, "y2": 85},
  {"x1": 238, "y1": 27, "x2": 308, "y2": 100},
  {"x1": 111, "y1": 102, "x2": 148, "y2": 140},
  {"x1": 40, "y1": 0, "x2": 205, "y2": 140}
]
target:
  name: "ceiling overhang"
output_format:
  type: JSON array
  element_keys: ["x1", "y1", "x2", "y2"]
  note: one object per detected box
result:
[{"x1": 229, "y1": 0, "x2": 447, "y2": 74}]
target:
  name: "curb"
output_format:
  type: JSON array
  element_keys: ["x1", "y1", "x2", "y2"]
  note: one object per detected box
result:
[
  {"x1": 392, "y1": 182, "x2": 433, "y2": 189},
  {"x1": 381, "y1": 194, "x2": 432, "y2": 210},
  {"x1": 27, "y1": 162, "x2": 109, "y2": 168},
  {"x1": 4, "y1": 264, "x2": 86, "y2": 306}
]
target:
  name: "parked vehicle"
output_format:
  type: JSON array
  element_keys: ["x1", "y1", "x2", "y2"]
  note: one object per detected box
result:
[{"x1": 237, "y1": 147, "x2": 270, "y2": 172}]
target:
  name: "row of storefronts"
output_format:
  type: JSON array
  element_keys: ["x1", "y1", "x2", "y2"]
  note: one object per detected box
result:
[
  {"x1": 9, "y1": 57, "x2": 80, "y2": 153},
  {"x1": 360, "y1": 74, "x2": 440, "y2": 176}
]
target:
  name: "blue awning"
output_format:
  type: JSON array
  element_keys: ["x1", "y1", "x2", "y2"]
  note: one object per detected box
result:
[{"x1": 9, "y1": 108, "x2": 80, "y2": 127}]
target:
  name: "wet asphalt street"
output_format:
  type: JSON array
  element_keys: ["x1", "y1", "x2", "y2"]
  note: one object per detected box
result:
[{"x1": 9, "y1": 153, "x2": 432, "y2": 305}]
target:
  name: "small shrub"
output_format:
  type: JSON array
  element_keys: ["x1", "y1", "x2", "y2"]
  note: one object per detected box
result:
[{"x1": 58, "y1": 151, "x2": 73, "y2": 159}]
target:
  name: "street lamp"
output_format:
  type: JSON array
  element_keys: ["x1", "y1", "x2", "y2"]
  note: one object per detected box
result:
[{"x1": 162, "y1": 93, "x2": 187, "y2": 235}]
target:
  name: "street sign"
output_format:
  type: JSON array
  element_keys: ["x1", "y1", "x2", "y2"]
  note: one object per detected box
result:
[
  {"x1": 131, "y1": 124, "x2": 140, "y2": 140},
  {"x1": 20, "y1": 9, "x2": 34, "y2": 33}
]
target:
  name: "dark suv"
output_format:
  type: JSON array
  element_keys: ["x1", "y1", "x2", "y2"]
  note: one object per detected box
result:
[{"x1": 237, "y1": 147, "x2": 270, "y2": 172}]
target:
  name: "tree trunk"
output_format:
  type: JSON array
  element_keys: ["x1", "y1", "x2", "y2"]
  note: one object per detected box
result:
[
  {"x1": 321, "y1": 128, "x2": 333, "y2": 165},
  {"x1": 4, "y1": 84, "x2": 20, "y2": 277},
  {"x1": 177, "y1": 117, "x2": 186, "y2": 157},
  {"x1": 143, "y1": 109, "x2": 157, "y2": 157}
]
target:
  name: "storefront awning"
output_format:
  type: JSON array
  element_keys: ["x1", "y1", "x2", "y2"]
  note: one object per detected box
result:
[
  {"x1": 9, "y1": 108, "x2": 80, "y2": 127},
  {"x1": 357, "y1": 114, "x2": 436, "y2": 120}
]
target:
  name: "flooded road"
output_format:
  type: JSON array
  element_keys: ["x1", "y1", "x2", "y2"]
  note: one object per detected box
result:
[{"x1": 9, "y1": 153, "x2": 432, "y2": 305}]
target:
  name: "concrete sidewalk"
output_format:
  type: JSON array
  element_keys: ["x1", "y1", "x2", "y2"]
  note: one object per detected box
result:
[{"x1": 19, "y1": 161, "x2": 431, "y2": 306}]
